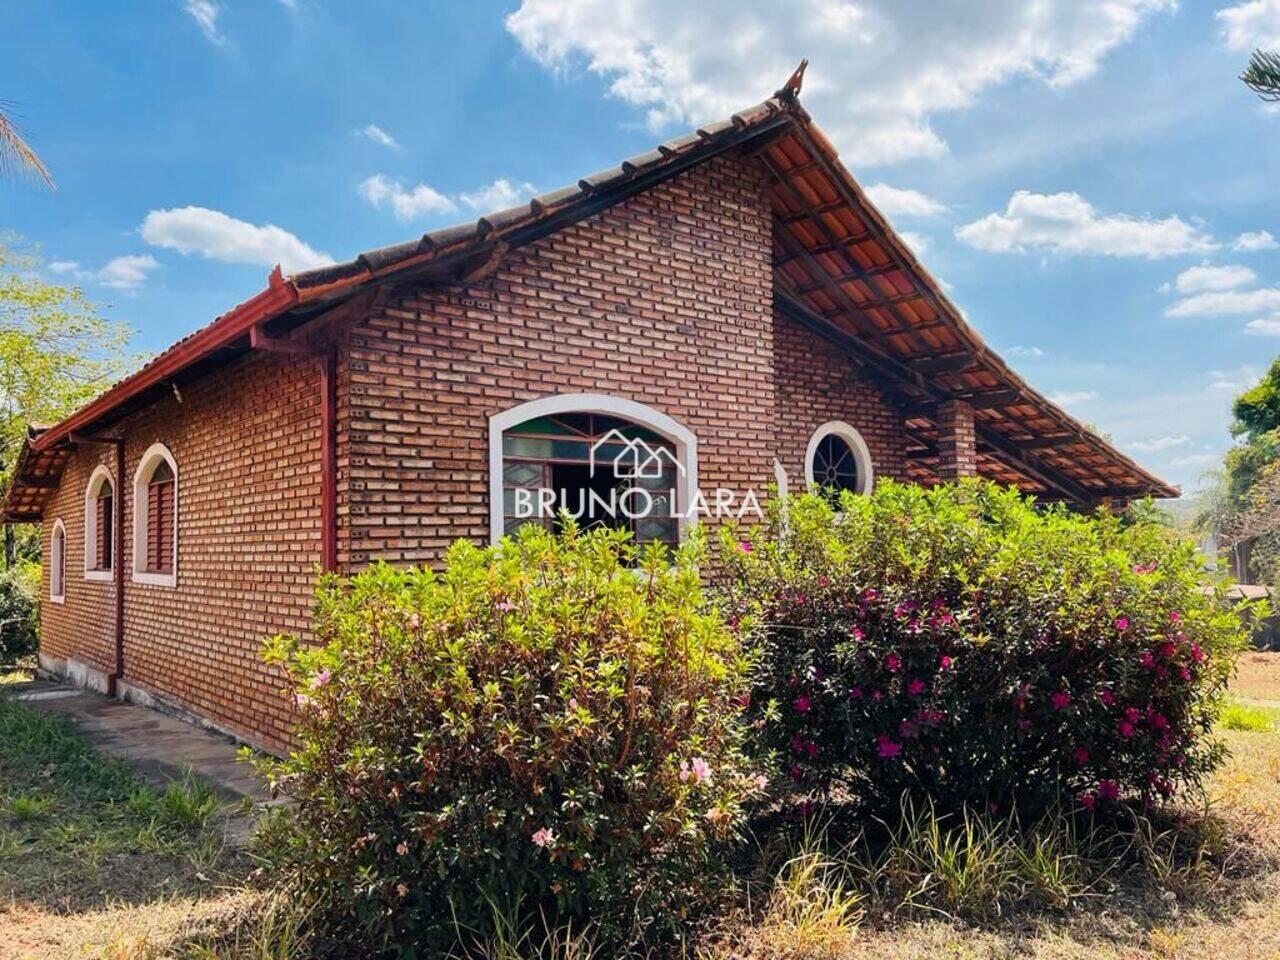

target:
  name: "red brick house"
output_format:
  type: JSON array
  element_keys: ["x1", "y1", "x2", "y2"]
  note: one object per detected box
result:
[{"x1": 1, "y1": 73, "x2": 1176, "y2": 753}]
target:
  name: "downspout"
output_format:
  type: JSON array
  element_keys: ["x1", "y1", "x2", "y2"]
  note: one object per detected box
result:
[
  {"x1": 319, "y1": 348, "x2": 337, "y2": 573},
  {"x1": 111, "y1": 439, "x2": 125, "y2": 697}
]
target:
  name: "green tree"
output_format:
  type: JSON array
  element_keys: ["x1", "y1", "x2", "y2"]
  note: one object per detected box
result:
[
  {"x1": 1242, "y1": 49, "x2": 1280, "y2": 102},
  {"x1": 0, "y1": 102, "x2": 53, "y2": 188},
  {"x1": 0, "y1": 241, "x2": 133, "y2": 563}
]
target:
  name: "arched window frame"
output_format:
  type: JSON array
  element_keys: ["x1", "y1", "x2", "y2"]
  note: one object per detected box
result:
[
  {"x1": 83, "y1": 465, "x2": 116, "y2": 582},
  {"x1": 49, "y1": 518, "x2": 66, "y2": 604},
  {"x1": 488, "y1": 393, "x2": 698, "y2": 546},
  {"x1": 132, "y1": 442, "x2": 178, "y2": 587},
  {"x1": 804, "y1": 421, "x2": 875, "y2": 496}
]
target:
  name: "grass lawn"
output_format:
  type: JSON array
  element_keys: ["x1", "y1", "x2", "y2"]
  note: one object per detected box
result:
[{"x1": 4, "y1": 656, "x2": 1280, "y2": 959}]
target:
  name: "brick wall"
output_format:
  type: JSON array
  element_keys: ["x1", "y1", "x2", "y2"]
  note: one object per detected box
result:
[
  {"x1": 38, "y1": 152, "x2": 915, "y2": 750},
  {"x1": 342, "y1": 154, "x2": 911, "y2": 566},
  {"x1": 39, "y1": 350, "x2": 322, "y2": 752}
]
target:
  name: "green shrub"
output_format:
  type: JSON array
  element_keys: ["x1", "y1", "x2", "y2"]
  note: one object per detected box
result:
[
  {"x1": 0, "y1": 560, "x2": 39, "y2": 664},
  {"x1": 261, "y1": 524, "x2": 760, "y2": 953},
  {"x1": 718, "y1": 481, "x2": 1258, "y2": 816}
]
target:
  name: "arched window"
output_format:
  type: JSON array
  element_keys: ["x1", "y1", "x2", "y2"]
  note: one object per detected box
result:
[
  {"x1": 84, "y1": 465, "x2": 115, "y2": 581},
  {"x1": 132, "y1": 443, "x2": 177, "y2": 587},
  {"x1": 49, "y1": 519, "x2": 66, "y2": 603},
  {"x1": 489, "y1": 394, "x2": 698, "y2": 547},
  {"x1": 804, "y1": 421, "x2": 874, "y2": 499}
]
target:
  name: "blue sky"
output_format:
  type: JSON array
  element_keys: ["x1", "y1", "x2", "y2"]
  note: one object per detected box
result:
[{"x1": 1, "y1": 0, "x2": 1278, "y2": 492}]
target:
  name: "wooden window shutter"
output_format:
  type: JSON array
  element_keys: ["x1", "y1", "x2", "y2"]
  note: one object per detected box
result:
[
  {"x1": 146, "y1": 461, "x2": 174, "y2": 575},
  {"x1": 96, "y1": 492, "x2": 113, "y2": 570}
]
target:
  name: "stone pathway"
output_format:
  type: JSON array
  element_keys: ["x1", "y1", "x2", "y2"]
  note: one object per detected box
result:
[{"x1": 3, "y1": 679, "x2": 271, "y2": 805}]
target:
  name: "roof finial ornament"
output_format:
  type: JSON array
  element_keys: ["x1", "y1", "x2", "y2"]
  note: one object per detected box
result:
[{"x1": 777, "y1": 59, "x2": 808, "y2": 102}]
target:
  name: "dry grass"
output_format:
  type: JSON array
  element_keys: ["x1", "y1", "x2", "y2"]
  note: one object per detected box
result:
[{"x1": 1231, "y1": 652, "x2": 1280, "y2": 703}]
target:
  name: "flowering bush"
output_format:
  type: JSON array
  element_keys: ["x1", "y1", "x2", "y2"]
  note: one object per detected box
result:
[
  {"x1": 260, "y1": 523, "x2": 759, "y2": 952},
  {"x1": 718, "y1": 481, "x2": 1258, "y2": 816}
]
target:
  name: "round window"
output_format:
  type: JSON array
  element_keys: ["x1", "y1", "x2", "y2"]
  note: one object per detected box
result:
[
  {"x1": 812, "y1": 433, "x2": 860, "y2": 493},
  {"x1": 804, "y1": 421, "x2": 874, "y2": 499}
]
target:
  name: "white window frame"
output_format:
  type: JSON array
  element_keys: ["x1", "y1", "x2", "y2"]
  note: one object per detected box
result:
[
  {"x1": 83, "y1": 464, "x2": 115, "y2": 582},
  {"x1": 49, "y1": 518, "x2": 66, "y2": 604},
  {"x1": 132, "y1": 442, "x2": 178, "y2": 588},
  {"x1": 488, "y1": 393, "x2": 698, "y2": 546},
  {"x1": 804, "y1": 421, "x2": 874, "y2": 496}
]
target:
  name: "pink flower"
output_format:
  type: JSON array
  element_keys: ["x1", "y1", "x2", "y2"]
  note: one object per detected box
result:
[
  {"x1": 792, "y1": 696, "x2": 812, "y2": 714},
  {"x1": 749, "y1": 773, "x2": 768, "y2": 791},
  {"x1": 690, "y1": 757, "x2": 713, "y2": 784},
  {"x1": 938, "y1": 655, "x2": 954, "y2": 671},
  {"x1": 851, "y1": 626, "x2": 865, "y2": 641},
  {"x1": 1115, "y1": 616, "x2": 1130, "y2": 632},
  {"x1": 739, "y1": 540, "x2": 753, "y2": 553},
  {"x1": 885, "y1": 653, "x2": 902, "y2": 673},
  {"x1": 310, "y1": 669, "x2": 331, "y2": 689},
  {"x1": 1097, "y1": 780, "x2": 1120, "y2": 801},
  {"x1": 1169, "y1": 611, "x2": 1181, "y2": 623},
  {"x1": 1073, "y1": 747, "x2": 1090, "y2": 764},
  {"x1": 1118, "y1": 720, "x2": 1135, "y2": 738},
  {"x1": 849, "y1": 686, "x2": 864, "y2": 700},
  {"x1": 396, "y1": 841, "x2": 409, "y2": 856},
  {"x1": 1098, "y1": 689, "x2": 1116, "y2": 707},
  {"x1": 1050, "y1": 691, "x2": 1071, "y2": 711},
  {"x1": 907, "y1": 678, "x2": 927, "y2": 696},
  {"x1": 531, "y1": 827, "x2": 557, "y2": 849},
  {"x1": 1132, "y1": 562, "x2": 1157, "y2": 574},
  {"x1": 862, "y1": 588, "x2": 880, "y2": 601},
  {"x1": 495, "y1": 600, "x2": 515, "y2": 611},
  {"x1": 1125, "y1": 706, "x2": 1141, "y2": 724},
  {"x1": 1079, "y1": 791, "x2": 1097, "y2": 812},
  {"x1": 876, "y1": 734, "x2": 902, "y2": 759},
  {"x1": 1139, "y1": 651, "x2": 1156, "y2": 669},
  {"x1": 568, "y1": 697, "x2": 579, "y2": 711},
  {"x1": 293, "y1": 693, "x2": 311, "y2": 708},
  {"x1": 1190, "y1": 643, "x2": 1205, "y2": 664}
]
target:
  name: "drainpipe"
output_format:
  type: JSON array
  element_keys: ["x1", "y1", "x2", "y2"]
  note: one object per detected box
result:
[
  {"x1": 319, "y1": 348, "x2": 337, "y2": 573},
  {"x1": 69, "y1": 434, "x2": 126, "y2": 696}
]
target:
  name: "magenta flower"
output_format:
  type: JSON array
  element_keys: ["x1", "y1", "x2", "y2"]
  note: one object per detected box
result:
[
  {"x1": 792, "y1": 695, "x2": 812, "y2": 714},
  {"x1": 849, "y1": 686, "x2": 864, "y2": 700},
  {"x1": 1079, "y1": 791, "x2": 1097, "y2": 812},
  {"x1": 1169, "y1": 611, "x2": 1181, "y2": 623},
  {"x1": 310, "y1": 669, "x2": 331, "y2": 689},
  {"x1": 1115, "y1": 616, "x2": 1130, "y2": 632},
  {"x1": 1097, "y1": 780, "x2": 1120, "y2": 801},
  {"x1": 876, "y1": 734, "x2": 902, "y2": 759},
  {"x1": 739, "y1": 540, "x2": 753, "y2": 553},
  {"x1": 1073, "y1": 747, "x2": 1089, "y2": 764},
  {"x1": 851, "y1": 626, "x2": 865, "y2": 641},
  {"x1": 885, "y1": 653, "x2": 902, "y2": 673},
  {"x1": 1190, "y1": 643, "x2": 1205, "y2": 664},
  {"x1": 1098, "y1": 690, "x2": 1116, "y2": 706},
  {"x1": 907, "y1": 678, "x2": 927, "y2": 696},
  {"x1": 531, "y1": 827, "x2": 557, "y2": 848},
  {"x1": 1124, "y1": 706, "x2": 1141, "y2": 724},
  {"x1": 1118, "y1": 720, "x2": 1135, "y2": 738},
  {"x1": 1139, "y1": 651, "x2": 1156, "y2": 669},
  {"x1": 1050, "y1": 691, "x2": 1071, "y2": 711},
  {"x1": 938, "y1": 655, "x2": 954, "y2": 671}
]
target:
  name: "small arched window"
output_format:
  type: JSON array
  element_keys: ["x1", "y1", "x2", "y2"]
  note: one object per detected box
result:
[
  {"x1": 804, "y1": 421, "x2": 874, "y2": 500},
  {"x1": 132, "y1": 443, "x2": 178, "y2": 587},
  {"x1": 49, "y1": 519, "x2": 66, "y2": 603},
  {"x1": 84, "y1": 466, "x2": 115, "y2": 581}
]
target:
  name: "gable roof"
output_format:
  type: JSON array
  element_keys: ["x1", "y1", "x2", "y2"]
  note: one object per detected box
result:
[{"x1": 1, "y1": 68, "x2": 1175, "y2": 522}]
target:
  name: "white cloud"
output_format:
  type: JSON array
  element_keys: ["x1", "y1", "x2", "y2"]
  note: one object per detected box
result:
[
  {"x1": 1217, "y1": 0, "x2": 1280, "y2": 51},
  {"x1": 95, "y1": 255, "x2": 160, "y2": 291},
  {"x1": 141, "y1": 206, "x2": 333, "y2": 273},
  {"x1": 1128, "y1": 434, "x2": 1190, "y2": 452},
  {"x1": 1165, "y1": 286, "x2": 1280, "y2": 317},
  {"x1": 864, "y1": 184, "x2": 947, "y2": 217},
  {"x1": 1234, "y1": 229, "x2": 1279, "y2": 251},
  {"x1": 47, "y1": 260, "x2": 80, "y2": 275},
  {"x1": 1006, "y1": 345, "x2": 1045, "y2": 358},
  {"x1": 897, "y1": 231, "x2": 931, "y2": 255},
  {"x1": 1246, "y1": 316, "x2": 1280, "y2": 336},
  {"x1": 459, "y1": 179, "x2": 538, "y2": 213},
  {"x1": 1171, "y1": 263, "x2": 1256, "y2": 294},
  {"x1": 505, "y1": 0, "x2": 1175, "y2": 167},
  {"x1": 1170, "y1": 452, "x2": 1219, "y2": 468},
  {"x1": 361, "y1": 124, "x2": 399, "y2": 150},
  {"x1": 1049, "y1": 389, "x2": 1098, "y2": 406},
  {"x1": 184, "y1": 0, "x2": 224, "y2": 45},
  {"x1": 359, "y1": 174, "x2": 457, "y2": 221},
  {"x1": 956, "y1": 191, "x2": 1216, "y2": 258}
]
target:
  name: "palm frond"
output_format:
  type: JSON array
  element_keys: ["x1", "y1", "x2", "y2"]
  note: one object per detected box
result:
[
  {"x1": 0, "y1": 103, "x2": 53, "y2": 189},
  {"x1": 1242, "y1": 49, "x2": 1280, "y2": 102}
]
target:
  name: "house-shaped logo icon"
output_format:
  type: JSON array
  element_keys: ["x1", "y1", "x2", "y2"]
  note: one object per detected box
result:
[{"x1": 590, "y1": 429, "x2": 685, "y2": 480}]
